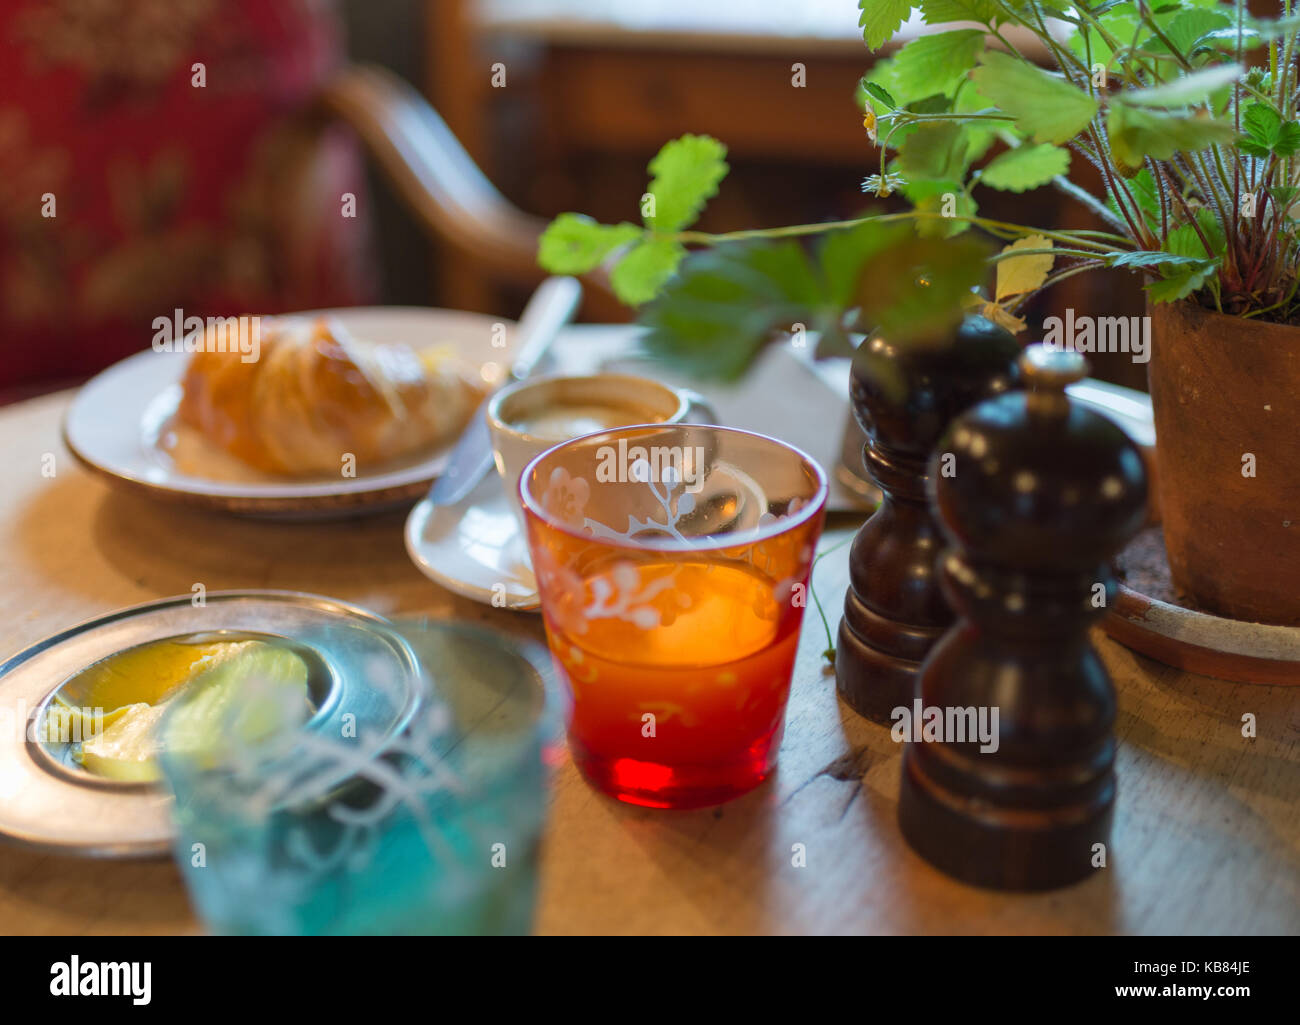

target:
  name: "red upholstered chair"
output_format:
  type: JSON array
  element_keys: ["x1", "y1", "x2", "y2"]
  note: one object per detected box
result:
[{"x1": 0, "y1": 1, "x2": 554, "y2": 401}]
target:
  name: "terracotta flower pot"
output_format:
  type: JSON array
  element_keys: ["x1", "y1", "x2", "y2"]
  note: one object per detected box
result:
[{"x1": 1147, "y1": 301, "x2": 1300, "y2": 625}]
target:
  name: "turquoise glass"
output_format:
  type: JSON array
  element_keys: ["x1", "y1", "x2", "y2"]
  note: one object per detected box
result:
[{"x1": 159, "y1": 620, "x2": 554, "y2": 935}]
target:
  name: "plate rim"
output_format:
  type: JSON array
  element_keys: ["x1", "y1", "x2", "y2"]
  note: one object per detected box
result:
[{"x1": 62, "y1": 306, "x2": 515, "y2": 516}]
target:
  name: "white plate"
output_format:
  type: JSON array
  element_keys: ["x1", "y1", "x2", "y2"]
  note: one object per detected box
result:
[
  {"x1": 63, "y1": 307, "x2": 515, "y2": 519},
  {"x1": 405, "y1": 472, "x2": 539, "y2": 611}
]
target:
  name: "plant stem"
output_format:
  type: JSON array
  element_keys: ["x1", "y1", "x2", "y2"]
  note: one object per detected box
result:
[
  {"x1": 1024, "y1": 1, "x2": 1089, "y2": 85},
  {"x1": 1212, "y1": 143, "x2": 1245, "y2": 277},
  {"x1": 1051, "y1": 174, "x2": 1130, "y2": 232},
  {"x1": 1073, "y1": 5, "x2": 1140, "y2": 84},
  {"x1": 1138, "y1": 0, "x2": 1194, "y2": 73},
  {"x1": 1186, "y1": 150, "x2": 1233, "y2": 229},
  {"x1": 809, "y1": 533, "x2": 855, "y2": 665},
  {"x1": 988, "y1": 246, "x2": 1100, "y2": 262},
  {"x1": 1242, "y1": 266, "x2": 1300, "y2": 319},
  {"x1": 1148, "y1": 157, "x2": 1169, "y2": 240},
  {"x1": 892, "y1": 110, "x2": 1018, "y2": 124},
  {"x1": 1090, "y1": 125, "x2": 1150, "y2": 244},
  {"x1": 1167, "y1": 177, "x2": 1219, "y2": 258},
  {"x1": 675, "y1": 212, "x2": 1127, "y2": 251}
]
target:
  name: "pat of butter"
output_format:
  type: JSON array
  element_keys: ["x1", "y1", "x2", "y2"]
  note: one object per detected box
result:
[{"x1": 79, "y1": 703, "x2": 168, "y2": 783}]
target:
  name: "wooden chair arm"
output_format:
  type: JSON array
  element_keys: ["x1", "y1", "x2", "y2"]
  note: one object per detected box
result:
[{"x1": 316, "y1": 64, "x2": 551, "y2": 282}]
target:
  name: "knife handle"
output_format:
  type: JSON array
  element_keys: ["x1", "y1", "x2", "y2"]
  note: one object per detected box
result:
[{"x1": 510, "y1": 276, "x2": 583, "y2": 381}]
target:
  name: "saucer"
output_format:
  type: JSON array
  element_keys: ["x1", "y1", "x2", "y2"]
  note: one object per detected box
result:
[{"x1": 404, "y1": 473, "x2": 540, "y2": 611}]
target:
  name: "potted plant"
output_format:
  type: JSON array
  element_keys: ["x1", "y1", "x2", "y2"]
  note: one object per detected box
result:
[{"x1": 538, "y1": 1, "x2": 1300, "y2": 625}]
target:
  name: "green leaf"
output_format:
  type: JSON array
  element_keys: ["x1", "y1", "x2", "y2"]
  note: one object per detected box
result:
[
  {"x1": 1107, "y1": 250, "x2": 1213, "y2": 270},
  {"x1": 1240, "y1": 102, "x2": 1300, "y2": 158},
  {"x1": 1146, "y1": 259, "x2": 1220, "y2": 303},
  {"x1": 644, "y1": 135, "x2": 729, "y2": 233},
  {"x1": 1236, "y1": 12, "x2": 1300, "y2": 44},
  {"x1": 860, "y1": 57, "x2": 911, "y2": 112},
  {"x1": 1067, "y1": 11, "x2": 1140, "y2": 68},
  {"x1": 637, "y1": 242, "x2": 826, "y2": 381},
  {"x1": 891, "y1": 30, "x2": 986, "y2": 100},
  {"x1": 852, "y1": 224, "x2": 992, "y2": 340},
  {"x1": 1198, "y1": 28, "x2": 1263, "y2": 57},
  {"x1": 899, "y1": 178, "x2": 963, "y2": 202},
  {"x1": 1106, "y1": 166, "x2": 1162, "y2": 225},
  {"x1": 1164, "y1": 209, "x2": 1225, "y2": 259},
  {"x1": 979, "y1": 144, "x2": 1070, "y2": 192},
  {"x1": 1268, "y1": 184, "x2": 1300, "y2": 218},
  {"x1": 538, "y1": 214, "x2": 642, "y2": 274},
  {"x1": 919, "y1": 0, "x2": 1000, "y2": 24},
  {"x1": 1142, "y1": 8, "x2": 1232, "y2": 56},
  {"x1": 971, "y1": 50, "x2": 1099, "y2": 145},
  {"x1": 952, "y1": 79, "x2": 1000, "y2": 162},
  {"x1": 909, "y1": 183, "x2": 978, "y2": 238},
  {"x1": 863, "y1": 58, "x2": 966, "y2": 114},
  {"x1": 1163, "y1": 225, "x2": 1211, "y2": 259},
  {"x1": 883, "y1": 95, "x2": 960, "y2": 153},
  {"x1": 609, "y1": 238, "x2": 687, "y2": 306},
  {"x1": 819, "y1": 221, "x2": 901, "y2": 307},
  {"x1": 898, "y1": 122, "x2": 971, "y2": 182},
  {"x1": 1118, "y1": 63, "x2": 1243, "y2": 107},
  {"x1": 996, "y1": 235, "x2": 1054, "y2": 300},
  {"x1": 637, "y1": 222, "x2": 990, "y2": 378},
  {"x1": 862, "y1": 81, "x2": 898, "y2": 110},
  {"x1": 859, "y1": 0, "x2": 913, "y2": 50},
  {"x1": 1068, "y1": 4, "x2": 1225, "y2": 65},
  {"x1": 1106, "y1": 103, "x2": 1238, "y2": 174}
]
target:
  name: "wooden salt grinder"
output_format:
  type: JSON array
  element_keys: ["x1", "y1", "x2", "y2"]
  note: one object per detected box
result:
[
  {"x1": 835, "y1": 315, "x2": 1021, "y2": 724},
  {"x1": 897, "y1": 346, "x2": 1149, "y2": 890}
]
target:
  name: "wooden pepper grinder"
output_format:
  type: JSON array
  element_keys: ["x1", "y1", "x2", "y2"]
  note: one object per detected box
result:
[
  {"x1": 835, "y1": 315, "x2": 1021, "y2": 724},
  {"x1": 897, "y1": 345, "x2": 1148, "y2": 890}
]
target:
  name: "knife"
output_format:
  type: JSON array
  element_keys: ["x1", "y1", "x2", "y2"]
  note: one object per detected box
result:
[{"x1": 428, "y1": 276, "x2": 583, "y2": 507}]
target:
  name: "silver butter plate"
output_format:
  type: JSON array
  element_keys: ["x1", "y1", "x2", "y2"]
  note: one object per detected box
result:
[{"x1": 0, "y1": 591, "x2": 420, "y2": 858}]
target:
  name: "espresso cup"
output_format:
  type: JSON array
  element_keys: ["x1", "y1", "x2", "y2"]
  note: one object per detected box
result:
[{"x1": 487, "y1": 373, "x2": 713, "y2": 532}]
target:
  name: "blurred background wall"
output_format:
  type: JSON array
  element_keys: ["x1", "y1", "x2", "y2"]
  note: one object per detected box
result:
[
  {"x1": 5, "y1": 0, "x2": 1202, "y2": 397},
  {"x1": 388, "y1": 0, "x2": 1150, "y2": 386},
  {"x1": 339, "y1": 0, "x2": 433, "y2": 307}
]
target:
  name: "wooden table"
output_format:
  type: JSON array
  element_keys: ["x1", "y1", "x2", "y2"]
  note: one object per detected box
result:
[{"x1": 1, "y1": 389, "x2": 1297, "y2": 935}]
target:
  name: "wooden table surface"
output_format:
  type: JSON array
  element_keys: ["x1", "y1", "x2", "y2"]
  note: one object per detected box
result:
[{"x1": 1, "y1": 390, "x2": 1297, "y2": 935}]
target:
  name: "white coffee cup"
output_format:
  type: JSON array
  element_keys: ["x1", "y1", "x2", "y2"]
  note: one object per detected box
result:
[{"x1": 487, "y1": 373, "x2": 714, "y2": 532}]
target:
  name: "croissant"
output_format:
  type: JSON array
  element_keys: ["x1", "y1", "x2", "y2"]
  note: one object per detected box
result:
[{"x1": 176, "y1": 317, "x2": 484, "y2": 476}]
